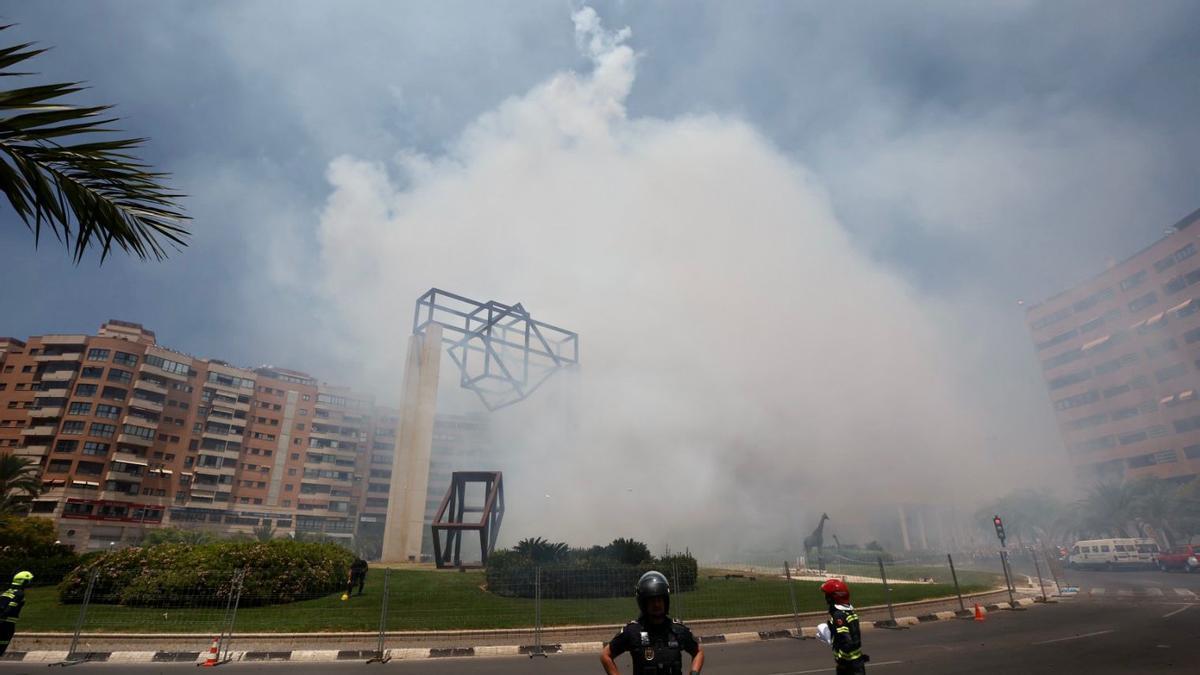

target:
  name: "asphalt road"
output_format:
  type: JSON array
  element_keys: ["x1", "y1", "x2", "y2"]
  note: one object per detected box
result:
[{"x1": 1, "y1": 568, "x2": 1194, "y2": 674}]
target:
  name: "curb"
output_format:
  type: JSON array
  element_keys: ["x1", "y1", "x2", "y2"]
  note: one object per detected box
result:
[{"x1": 0, "y1": 594, "x2": 1050, "y2": 664}]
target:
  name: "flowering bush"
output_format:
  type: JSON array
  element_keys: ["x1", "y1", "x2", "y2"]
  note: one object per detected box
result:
[{"x1": 58, "y1": 540, "x2": 352, "y2": 607}]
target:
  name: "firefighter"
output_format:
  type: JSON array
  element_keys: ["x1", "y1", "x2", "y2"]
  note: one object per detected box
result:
[
  {"x1": 817, "y1": 578, "x2": 868, "y2": 674},
  {"x1": 347, "y1": 557, "x2": 368, "y2": 597},
  {"x1": 0, "y1": 571, "x2": 33, "y2": 657},
  {"x1": 600, "y1": 570, "x2": 704, "y2": 674}
]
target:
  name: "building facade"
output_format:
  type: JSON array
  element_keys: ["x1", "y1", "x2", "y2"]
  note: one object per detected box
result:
[
  {"x1": 1026, "y1": 207, "x2": 1200, "y2": 485},
  {"x1": 0, "y1": 320, "x2": 489, "y2": 552}
]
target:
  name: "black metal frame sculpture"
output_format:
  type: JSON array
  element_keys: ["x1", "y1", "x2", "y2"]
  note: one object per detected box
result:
[
  {"x1": 413, "y1": 288, "x2": 580, "y2": 411},
  {"x1": 430, "y1": 471, "x2": 505, "y2": 569}
]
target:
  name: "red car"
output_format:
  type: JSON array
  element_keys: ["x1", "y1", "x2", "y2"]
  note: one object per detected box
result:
[{"x1": 1157, "y1": 544, "x2": 1200, "y2": 572}]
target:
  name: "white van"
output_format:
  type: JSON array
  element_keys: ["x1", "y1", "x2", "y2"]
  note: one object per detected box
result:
[
  {"x1": 1068, "y1": 538, "x2": 1144, "y2": 570},
  {"x1": 1132, "y1": 538, "x2": 1162, "y2": 567}
]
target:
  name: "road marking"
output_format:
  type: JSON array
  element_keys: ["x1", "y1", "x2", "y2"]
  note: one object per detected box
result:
[
  {"x1": 1117, "y1": 589, "x2": 1133, "y2": 597},
  {"x1": 1175, "y1": 588, "x2": 1196, "y2": 598},
  {"x1": 1091, "y1": 587, "x2": 1105, "y2": 595},
  {"x1": 768, "y1": 661, "x2": 903, "y2": 675},
  {"x1": 1163, "y1": 605, "x2": 1192, "y2": 619},
  {"x1": 1146, "y1": 587, "x2": 1164, "y2": 596},
  {"x1": 1033, "y1": 629, "x2": 1115, "y2": 645}
]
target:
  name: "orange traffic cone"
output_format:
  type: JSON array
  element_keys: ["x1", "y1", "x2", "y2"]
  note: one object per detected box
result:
[
  {"x1": 973, "y1": 603, "x2": 985, "y2": 622},
  {"x1": 201, "y1": 636, "x2": 220, "y2": 667}
]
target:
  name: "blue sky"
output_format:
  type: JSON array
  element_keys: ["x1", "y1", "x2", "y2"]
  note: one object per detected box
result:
[{"x1": 3, "y1": 1, "x2": 1198, "y2": 544}]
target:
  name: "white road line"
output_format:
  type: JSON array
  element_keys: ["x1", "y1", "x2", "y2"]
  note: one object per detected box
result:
[
  {"x1": 1146, "y1": 587, "x2": 1164, "y2": 596},
  {"x1": 1163, "y1": 605, "x2": 1193, "y2": 619},
  {"x1": 1091, "y1": 587, "x2": 1105, "y2": 595},
  {"x1": 1033, "y1": 629, "x2": 1115, "y2": 646},
  {"x1": 1175, "y1": 588, "x2": 1197, "y2": 598},
  {"x1": 768, "y1": 661, "x2": 903, "y2": 675}
]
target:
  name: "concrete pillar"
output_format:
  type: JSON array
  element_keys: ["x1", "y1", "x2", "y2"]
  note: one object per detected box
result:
[
  {"x1": 898, "y1": 504, "x2": 911, "y2": 552},
  {"x1": 382, "y1": 324, "x2": 443, "y2": 563}
]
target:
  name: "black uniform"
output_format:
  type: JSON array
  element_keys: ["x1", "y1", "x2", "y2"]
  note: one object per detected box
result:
[
  {"x1": 827, "y1": 603, "x2": 866, "y2": 674},
  {"x1": 608, "y1": 616, "x2": 699, "y2": 675},
  {"x1": 347, "y1": 558, "x2": 368, "y2": 596},
  {"x1": 0, "y1": 585, "x2": 25, "y2": 657}
]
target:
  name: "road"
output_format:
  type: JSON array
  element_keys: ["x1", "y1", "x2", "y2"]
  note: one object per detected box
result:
[{"x1": 1, "y1": 569, "x2": 1195, "y2": 674}]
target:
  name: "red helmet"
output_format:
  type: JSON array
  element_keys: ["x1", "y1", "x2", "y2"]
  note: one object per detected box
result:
[{"x1": 820, "y1": 578, "x2": 850, "y2": 603}]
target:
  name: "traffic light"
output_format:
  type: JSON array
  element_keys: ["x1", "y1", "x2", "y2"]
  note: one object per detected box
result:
[{"x1": 993, "y1": 514, "x2": 1006, "y2": 546}]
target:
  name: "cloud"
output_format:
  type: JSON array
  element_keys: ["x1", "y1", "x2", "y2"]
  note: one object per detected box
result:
[{"x1": 306, "y1": 7, "x2": 998, "y2": 556}]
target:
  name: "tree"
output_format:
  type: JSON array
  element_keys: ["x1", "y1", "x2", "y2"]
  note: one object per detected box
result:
[
  {"x1": 1079, "y1": 481, "x2": 1139, "y2": 538},
  {"x1": 252, "y1": 521, "x2": 276, "y2": 542},
  {"x1": 605, "y1": 537, "x2": 652, "y2": 566},
  {"x1": 141, "y1": 527, "x2": 216, "y2": 546},
  {"x1": 1129, "y1": 477, "x2": 1181, "y2": 547},
  {"x1": 0, "y1": 26, "x2": 188, "y2": 262},
  {"x1": 514, "y1": 537, "x2": 569, "y2": 564},
  {"x1": 0, "y1": 453, "x2": 43, "y2": 514}
]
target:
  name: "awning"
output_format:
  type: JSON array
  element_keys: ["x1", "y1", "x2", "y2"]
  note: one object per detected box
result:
[
  {"x1": 1128, "y1": 319, "x2": 1148, "y2": 331},
  {"x1": 71, "y1": 480, "x2": 100, "y2": 488},
  {"x1": 1169, "y1": 299, "x2": 1194, "y2": 314},
  {"x1": 1082, "y1": 335, "x2": 1111, "y2": 351},
  {"x1": 149, "y1": 468, "x2": 173, "y2": 475},
  {"x1": 1146, "y1": 311, "x2": 1166, "y2": 326},
  {"x1": 1181, "y1": 390, "x2": 1196, "y2": 401},
  {"x1": 1161, "y1": 394, "x2": 1176, "y2": 405}
]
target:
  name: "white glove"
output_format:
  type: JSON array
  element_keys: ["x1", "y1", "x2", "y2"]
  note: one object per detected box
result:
[{"x1": 816, "y1": 622, "x2": 832, "y2": 646}]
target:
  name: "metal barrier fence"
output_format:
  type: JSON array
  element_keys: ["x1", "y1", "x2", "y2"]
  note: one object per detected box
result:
[{"x1": 37, "y1": 552, "x2": 1022, "y2": 661}]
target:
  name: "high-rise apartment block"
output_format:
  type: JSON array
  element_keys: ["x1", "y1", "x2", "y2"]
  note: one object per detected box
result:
[
  {"x1": 1026, "y1": 207, "x2": 1200, "y2": 484},
  {"x1": 0, "y1": 320, "x2": 487, "y2": 552}
]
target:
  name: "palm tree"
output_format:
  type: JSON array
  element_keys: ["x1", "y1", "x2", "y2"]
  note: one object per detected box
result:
[
  {"x1": 0, "y1": 26, "x2": 188, "y2": 262},
  {"x1": 252, "y1": 521, "x2": 276, "y2": 542},
  {"x1": 0, "y1": 453, "x2": 44, "y2": 514},
  {"x1": 1079, "y1": 481, "x2": 1139, "y2": 537},
  {"x1": 1129, "y1": 477, "x2": 1180, "y2": 547},
  {"x1": 514, "y1": 537, "x2": 569, "y2": 564}
]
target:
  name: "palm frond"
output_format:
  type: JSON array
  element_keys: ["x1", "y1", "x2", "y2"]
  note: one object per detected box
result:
[{"x1": 0, "y1": 25, "x2": 189, "y2": 263}]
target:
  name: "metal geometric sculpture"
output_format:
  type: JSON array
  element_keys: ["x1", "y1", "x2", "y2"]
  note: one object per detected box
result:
[
  {"x1": 413, "y1": 288, "x2": 579, "y2": 411},
  {"x1": 430, "y1": 471, "x2": 504, "y2": 569}
]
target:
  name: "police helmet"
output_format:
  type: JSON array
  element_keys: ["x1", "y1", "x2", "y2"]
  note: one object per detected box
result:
[
  {"x1": 636, "y1": 570, "x2": 670, "y2": 615},
  {"x1": 12, "y1": 571, "x2": 33, "y2": 587}
]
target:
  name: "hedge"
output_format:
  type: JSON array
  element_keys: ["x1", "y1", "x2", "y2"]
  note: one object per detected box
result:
[
  {"x1": 58, "y1": 540, "x2": 352, "y2": 607},
  {"x1": 486, "y1": 551, "x2": 698, "y2": 600}
]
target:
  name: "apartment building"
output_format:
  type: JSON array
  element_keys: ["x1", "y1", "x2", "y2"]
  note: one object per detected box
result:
[
  {"x1": 1026, "y1": 206, "x2": 1200, "y2": 484},
  {"x1": 0, "y1": 321, "x2": 490, "y2": 552}
]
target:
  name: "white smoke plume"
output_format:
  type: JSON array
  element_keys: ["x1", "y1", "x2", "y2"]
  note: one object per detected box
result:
[{"x1": 311, "y1": 7, "x2": 1006, "y2": 559}]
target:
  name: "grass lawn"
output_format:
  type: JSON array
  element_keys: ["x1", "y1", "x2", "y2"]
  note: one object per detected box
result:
[{"x1": 17, "y1": 566, "x2": 996, "y2": 634}]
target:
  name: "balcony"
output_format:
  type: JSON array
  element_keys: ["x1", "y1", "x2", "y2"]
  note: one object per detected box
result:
[
  {"x1": 202, "y1": 429, "x2": 244, "y2": 444},
  {"x1": 106, "y1": 466, "x2": 144, "y2": 482},
  {"x1": 29, "y1": 407, "x2": 62, "y2": 419},
  {"x1": 138, "y1": 361, "x2": 189, "y2": 382},
  {"x1": 14, "y1": 445, "x2": 48, "y2": 461},
  {"x1": 112, "y1": 450, "x2": 147, "y2": 465},
  {"x1": 129, "y1": 397, "x2": 164, "y2": 413},
  {"x1": 133, "y1": 379, "x2": 168, "y2": 396},
  {"x1": 116, "y1": 433, "x2": 153, "y2": 447},
  {"x1": 40, "y1": 335, "x2": 88, "y2": 346},
  {"x1": 35, "y1": 352, "x2": 82, "y2": 363},
  {"x1": 20, "y1": 425, "x2": 56, "y2": 437},
  {"x1": 39, "y1": 386, "x2": 68, "y2": 398},
  {"x1": 41, "y1": 370, "x2": 77, "y2": 382}
]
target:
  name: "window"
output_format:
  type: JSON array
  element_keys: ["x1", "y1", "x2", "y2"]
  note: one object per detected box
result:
[
  {"x1": 89, "y1": 422, "x2": 116, "y2": 438},
  {"x1": 86, "y1": 348, "x2": 110, "y2": 361},
  {"x1": 113, "y1": 351, "x2": 138, "y2": 367},
  {"x1": 82, "y1": 442, "x2": 109, "y2": 456},
  {"x1": 302, "y1": 394, "x2": 310, "y2": 401},
  {"x1": 101, "y1": 386, "x2": 126, "y2": 401},
  {"x1": 295, "y1": 423, "x2": 304, "y2": 430},
  {"x1": 67, "y1": 402, "x2": 92, "y2": 416},
  {"x1": 107, "y1": 368, "x2": 132, "y2": 384},
  {"x1": 299, "y1": 409, "x2": 308, "y2": 416},
  {"x1": 61, "y1": 421, "x2": 85, "y2": 435},
  {"x1": 80, "y1": 366, "x2": 104, "y2": 379},
  {"x1": 1129, "y1": 291, "x2": 1158, "y2": 312},
  {"x1": 1043, "y1": 348, "x2": 1085, "y2": 371},
  {"x1": 1156, "y1": 363, "x2": 1187, "y2": 383},
  {"x1": 1054, "y1": 390, "x2": 1100, "y2": 411},
  {"x1": 47, "y1": 459, "x2": 72, "y2": 473},
  {"x1": 95, "y1": 404, "x2": 121, "y2": 419},
  {"x1": 1176, "y1": 243, "x2": 1196, "y2": 262},
  {"x1": 75, "y1": 383, "x2": 97, "y2": 398},
  {"x1": 54, "y1": 440, "x2": 78, "y2": 453},
  {"x1": 1049, "y1": 369, "x2": 1092, "y2": 390}
]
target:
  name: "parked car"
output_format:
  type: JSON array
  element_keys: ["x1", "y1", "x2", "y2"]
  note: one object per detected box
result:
[
  {"x1": 1068, "y1": 538, "x2": 1144, "y2": 570},
  {"x1": 1156, "y1": 544, "x2": 1199, "y2": 573},
  {"x1": 1133, "y1": 538, "x2": 1162, "y2": 567}
]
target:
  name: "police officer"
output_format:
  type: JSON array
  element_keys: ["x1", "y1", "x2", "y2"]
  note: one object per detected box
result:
[
  {"x1": 0, "y1": 571, "x2": 33, "y2": 657},
  {"x1": 600, "y1": 571, "x2": 704, "y2": 675},
  {"x1": 816, "y1": 578, "x2": 868, "y2": 674}
]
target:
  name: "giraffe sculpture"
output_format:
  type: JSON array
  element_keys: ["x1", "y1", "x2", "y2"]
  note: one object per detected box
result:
[{"x1": 803, "y1": 513, "x2": 830, "y2": 568}]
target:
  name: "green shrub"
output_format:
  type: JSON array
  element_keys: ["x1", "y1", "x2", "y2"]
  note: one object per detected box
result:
[
  {"x1": 0, "y1": 516, "x2": 82, "y2": 586},
  {"x1": 58, "y1": 540, "x2": 352, "y2": 607},
  {"x1": 486, "y1": 548, "x2": 698, "y2": 599}
]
